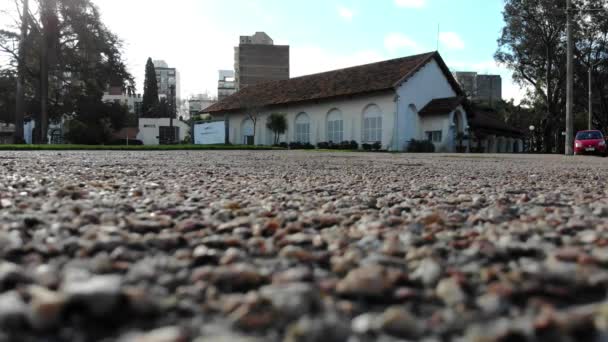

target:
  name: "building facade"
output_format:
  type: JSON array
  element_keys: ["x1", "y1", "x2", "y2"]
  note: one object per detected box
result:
[
  {"x1": 189, "y1": 93, "x2": 217, "y2": 117},
  {"x1": 206, "y1": 52, "x2": 523, "y2": 153},
  {"x1": 153, "y1": 60, "x2": 181, "y2": 106},
  {"x1": 137, "y1": 118, "x2": 190, "y2": 145},
  {"x1": 234, "y1": 32, "x2": 289, "y2": 90},
  {"x1": 218, "y1": 70, "x2": 237, "y2": 101},
  {"x1": 453, "y1": 72, "x2": 502, "y2": 105},
  {"x1": 102, "y1": 86, "x2": 143, "y2": 116}
]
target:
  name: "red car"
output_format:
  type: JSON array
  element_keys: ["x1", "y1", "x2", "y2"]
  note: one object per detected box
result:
[{"x1": 574, "y1": 130, "x2": 607, "y2": 156}]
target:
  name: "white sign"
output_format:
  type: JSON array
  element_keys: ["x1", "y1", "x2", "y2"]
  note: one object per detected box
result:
[{"x1": 194, "y1": 121, "x2": 226, "y2": 145}]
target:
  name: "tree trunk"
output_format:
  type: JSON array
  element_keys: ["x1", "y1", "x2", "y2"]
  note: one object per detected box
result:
[
  {"x1": 14, "y1": 0, "x2": 29, "y2": 144},
  {"x1": 40, "y1": 0, "x2": 57, "y2": 144}
]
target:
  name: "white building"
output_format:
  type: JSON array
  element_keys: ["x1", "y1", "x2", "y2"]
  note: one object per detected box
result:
[
  {"x1": 205, "y1": 52, "x2": 523, "y2": 153},
  {"x1": 137, "y1": 118, "x2": 190, "y2": 145},
  {"x1": 218, "y1": 70, "x2": 237, "y2": 102},
  {"x1": 102, "y1": 87, "x2": 143, "y2": 115}
]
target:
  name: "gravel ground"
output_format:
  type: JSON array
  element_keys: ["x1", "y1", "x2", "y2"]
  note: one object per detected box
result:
[{"x1": 2, "y1": 151, "x2": 608, "y2": 341}]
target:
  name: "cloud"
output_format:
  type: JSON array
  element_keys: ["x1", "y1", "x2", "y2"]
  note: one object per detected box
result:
[
  {"x1": 337, "y1": 6, "x2": 355, "y2": 21},
  {"x1": 291, "y1": 46, "x2": 385, "y2": 77},
  {"x1": 439, "y1": 32, "x2": 465, "y2": 50},
  {"x1": 384, "y1": 33, "x2": 421, "y2": 53},
  {"x1": 394, "y1": 0, "x2": 427, "y2": 8}
]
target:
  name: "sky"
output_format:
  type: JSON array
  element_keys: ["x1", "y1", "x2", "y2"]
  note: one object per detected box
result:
[{"x1": 1, "y1": 0, "x2": 525, "y2": 103}]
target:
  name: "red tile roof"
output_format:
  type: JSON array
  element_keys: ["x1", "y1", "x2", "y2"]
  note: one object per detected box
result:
[
  {"x1": 418, "y1": 96, "x2": 465, "y2": 116},
  {"x1": 205, "y1": 51, "x2": 463, "y2": 113}
]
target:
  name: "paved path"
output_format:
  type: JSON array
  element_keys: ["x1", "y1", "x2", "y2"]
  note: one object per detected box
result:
[{"x1": 1, "y1": 151, "x2": 608, "y2": 341}]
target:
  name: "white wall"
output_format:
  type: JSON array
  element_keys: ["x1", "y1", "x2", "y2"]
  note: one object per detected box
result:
[
  {"x1": 213, "y1": 58, "x2": 472, "y2": 151},
  {"x1": 419, "y1": 113, "x2": 452, "y2": 152},
  {"x1": 395, "y1": 59, "x2": 458, "y2": 150},
  {"x1": 102, "y1": 94, "x2": 142, "y2": 114},
  {"x1": 221, "y1": 92, "x2": 397, "y2": 148},
  {"x1": 137, "y1": 118, "x2": 190, "y2": 145}
]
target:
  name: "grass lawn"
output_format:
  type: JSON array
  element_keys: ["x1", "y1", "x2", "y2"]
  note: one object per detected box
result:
[{"x1": 0, "y1": 144, "x2": 284, "y2": 151}]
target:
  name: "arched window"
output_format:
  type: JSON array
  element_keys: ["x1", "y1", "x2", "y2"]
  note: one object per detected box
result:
[
  {"x1": 242, "y1": 118, "x2": 254, "y2": 145},
  {"x1": 295, "y1": 113, "x2": 311, "y2": 143},
  {"x1": 327, "y1": 109, "x2": 343, "y2": 143},
  {"x1": 362, "y1": 104, "x2": 382, "y2": 143}
]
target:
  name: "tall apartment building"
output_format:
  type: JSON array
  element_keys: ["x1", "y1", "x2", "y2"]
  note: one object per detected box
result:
[
  {"x1": 234, "y1": 32, "x2": 290, "y2": 90},
  {"x1": 476, "y1": 75, "x2": 502, "y2": 104},
  {"x1": 453, "y1": 72, "x2": 502, "y2": 105},
  {"x1": 153, "y1": 60, "x2": 181, "y2": 103},
  {"x1": 218, "y1": 70, "x2": 237, "y2": 101}
]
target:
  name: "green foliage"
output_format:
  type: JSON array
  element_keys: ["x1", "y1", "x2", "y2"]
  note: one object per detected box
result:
[
  {"x1": 317, "y1": 141, "x2": 359, "y2": 150},
  {"x1": 65, "y1": 118, "x2": 112, "y2": 145},
  {"x1": 0, "y1": 0, "x2": 134, "y2": 140},
  {"x1": 0, "y1": 69, "x2": 16, "y2": 123},
  {"x1": 406, "y1": 140, "x2": 436, "y2": 153},
  {"x1": 496, "y1": 0, "x2": 608, "y2": 152},
  {"x1": 266, "y1": 113, "x2": 287, "y2": 145},
  {"x1": 287, "y1": 142, "x2": 315, "y2": 150},
  {"x1": 142, "y1": 58, "x2": 159, "y2": 116}
]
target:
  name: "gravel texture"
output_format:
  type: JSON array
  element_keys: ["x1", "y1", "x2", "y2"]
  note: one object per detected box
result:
[{"x1": 1, "y1": 151, "x2": 608, "y2": 341}]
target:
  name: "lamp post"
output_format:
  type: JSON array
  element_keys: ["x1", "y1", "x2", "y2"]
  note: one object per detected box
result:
[
  {"x1": 588, "y1": 60, "x2": 603, "y2": 130},
  {"x1": 529, "y1": 125, "x2": 536, "y2": 153},
  {"x1": 565, "y1": 0, "x2": 574, "y2": 155}
]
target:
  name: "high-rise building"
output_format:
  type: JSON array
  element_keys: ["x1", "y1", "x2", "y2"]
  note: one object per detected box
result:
[
  {"x1": 218, "y1": 70, "x2": 237, "y2": 101},
  {"x1": 188, "y1": 93, "x2": 217, "y2": 117},
  {"x1": 476, "y1": 75, "x2": 502, "y2": 105},
  {"x1": 453, "y1": 71, "x2": 502, "y2": 105},
  {"x1": 153, "y1": 60, "x2": 181, "y2": 104},
  {"x1": 234, "y1": 32, "x2": 289, "y2": 90}
]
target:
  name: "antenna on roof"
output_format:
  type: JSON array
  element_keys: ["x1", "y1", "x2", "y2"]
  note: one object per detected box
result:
[{"x1": 437, "y1": 23, "x2": 440, "y2": 52}]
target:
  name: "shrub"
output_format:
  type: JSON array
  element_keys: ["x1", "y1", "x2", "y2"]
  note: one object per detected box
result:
[
  {"x1": 372, "y1": 141, "x2": 382, "y2": 151},
  {"x1": 406, "y1": 139, "x2": 436, "y2": 153},
  {"x1": 317, "y1": 142, "x2": 330, "y2": 149},
  {"x1": 349, "y1": 140, "x2": 359, "y2": 150},
  {"x1": 65, "y1": 119, "x2": 113, "y2": 145},
  {"x1": 286, "y1": 142, "x2": 314, "y2": 150},
  {"x1": 109, "y1": 139, "x2": 144, "y2": 146},
  {"x1": 362, "y1": 143, "x2": 372, "y2": 151}
]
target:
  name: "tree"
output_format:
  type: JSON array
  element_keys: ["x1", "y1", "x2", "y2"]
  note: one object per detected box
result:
[
  {"x1": 0, "y1": 0, "x2": 134, "y2": 144},
  {"x1": 496, "y1": 0, "x2": 608, "y2": 153},
  {"x1": 496, "y1": 0, "x2": 569, "y2": 153},
  {"x1": 142, "y1": 57, "x2": 158, "y2": 116},
  {"x1": 266, "y1": 113, "x2": 287, "y2": 145},
  {"x1": 14, "y1": 0, "x2": 29, "y2": 143}
]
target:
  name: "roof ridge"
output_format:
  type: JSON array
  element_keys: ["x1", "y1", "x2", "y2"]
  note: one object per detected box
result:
[{"x1": 286, "y1": 51, "x2": 437, "y2": 81}]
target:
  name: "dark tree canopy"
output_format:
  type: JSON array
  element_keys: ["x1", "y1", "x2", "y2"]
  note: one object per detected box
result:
[
  {"x1": 266, "y1": 113, "x2": 287, "y2": 145},
  {"x1": 142, "y1": 57, "x2": 159, "y2": 116},
  {"x1": 496, "y1": 0, "x2": 608, "y2": 153},
  {"x1": 0, "y1": 0, "x2": 134, "y2": 143}
]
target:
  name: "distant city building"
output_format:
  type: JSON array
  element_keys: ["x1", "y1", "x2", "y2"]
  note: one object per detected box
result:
[
  {"x1": 102, "y1": 86, "x2": 143, "y2": 116},
  {"x1": 234, "y1": 32, "x2": 289, "y2": 90},
  {"x1": 189, "y1": 93, "x2": 217, "y2": 117},
  {"x1": 153, "y1": 60, "x2": 181, "y2": 109},
  {"x1": 218, "y1": 70, "x2": 237, "y2": 101},
  {"x1": 453, "y1": 72, "x2": 502, "y2": 104},
  {"x1": 476, "y1": 74, "x2": 502, "y2": 104}
]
